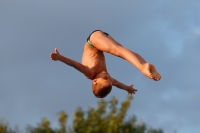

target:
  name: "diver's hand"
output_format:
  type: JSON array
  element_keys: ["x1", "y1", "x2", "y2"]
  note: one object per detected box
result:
[
  {"x1": 50, "y1": 48, "x2": 61, "y2": 61},
  {"x1": 126, "y1": 84, "x2": 137, "y2": 95}
]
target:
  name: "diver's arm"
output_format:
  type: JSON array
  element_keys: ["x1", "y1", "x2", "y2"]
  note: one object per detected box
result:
[
  {"x1": 59, "y1": 55, "x2": 91, "y2": 76},
  {"x1": 110, "y1": 77, "x2": 137, "y2": 94},
  {"x1": 50, "y1": 48, "x2": 92, "y2": 78},
  {"x1": 110, "y1": 77, "x2": 127, "y2": 90}
]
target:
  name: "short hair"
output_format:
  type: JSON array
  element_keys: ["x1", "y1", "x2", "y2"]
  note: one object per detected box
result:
[{"x1": 92, "y1": 80, "x2": 112, "y2": 98}]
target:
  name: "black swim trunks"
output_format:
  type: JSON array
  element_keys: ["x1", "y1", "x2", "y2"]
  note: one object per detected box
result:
[{"x1": 87, "y1": 30, "x2": 109, "y2": 47}]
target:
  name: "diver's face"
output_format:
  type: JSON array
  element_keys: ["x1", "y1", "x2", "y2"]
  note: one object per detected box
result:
[
  {"x1": 96, "y1": 71, "x2": 110, "y2": 80},
  {"x1": 93, "y1": 71, "x2": 112, "y2": 85}
]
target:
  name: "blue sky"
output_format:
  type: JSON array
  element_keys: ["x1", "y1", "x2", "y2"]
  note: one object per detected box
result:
[{"x1": 0, "y1": 1, "x2": 200, "y2": 133}]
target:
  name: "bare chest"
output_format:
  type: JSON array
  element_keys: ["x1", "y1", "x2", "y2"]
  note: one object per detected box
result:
[{"x1": 82, "y1": 43, "x2": 107, "y2": 72}]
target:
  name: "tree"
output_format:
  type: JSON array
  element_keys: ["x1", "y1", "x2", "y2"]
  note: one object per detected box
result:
[
  {"x1": 72, "y1": 96, "x2": 163, "y2": 133},
  {"x1": 1, "y1": 96, "x2": 163, "y2": 133}
]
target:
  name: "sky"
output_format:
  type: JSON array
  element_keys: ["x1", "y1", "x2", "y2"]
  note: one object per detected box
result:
[{"x1": 0, "y1": 0, "x2": 200, "y2": 133}]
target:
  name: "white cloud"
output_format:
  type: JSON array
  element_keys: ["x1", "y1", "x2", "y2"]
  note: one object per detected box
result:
[{"x1": 194, "y1": 29, "x2": 200, "y2": 35}]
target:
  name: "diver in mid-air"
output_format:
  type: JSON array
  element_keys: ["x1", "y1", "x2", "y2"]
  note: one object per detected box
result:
[{"x1": 50, "y1": 30, "x2": 161, "y2": 98}]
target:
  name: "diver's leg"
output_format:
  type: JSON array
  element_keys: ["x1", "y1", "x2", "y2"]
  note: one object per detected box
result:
[
  {"x1": 107, "y1": 35, "x2": 146, "y2": 63},
  {"x1": 90, "y1": 31, "x2": 161, "y2": 81}
]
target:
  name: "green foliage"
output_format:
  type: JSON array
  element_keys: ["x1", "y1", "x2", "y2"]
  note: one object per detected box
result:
[
  {"x1": 0, "y1": 118, "x2": 20, "y2": 133},
  {"x1": 0, "y1": 96, "x2": 163, "y2": 133},
  {"x1": 27, "y1": 118, "x2": 54, "y2": 133}
]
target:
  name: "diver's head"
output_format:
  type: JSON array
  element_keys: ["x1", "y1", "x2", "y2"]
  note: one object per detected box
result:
[{"x1": 92, "y1": 71, "x2": 112, "y2": 98}]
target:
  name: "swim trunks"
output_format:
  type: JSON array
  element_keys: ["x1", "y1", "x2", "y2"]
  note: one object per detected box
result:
[{"x1": 87, "y1": 30, "x2": 109, "y2": 47}]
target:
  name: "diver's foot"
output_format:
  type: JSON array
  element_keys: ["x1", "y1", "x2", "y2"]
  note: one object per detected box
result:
[{"x1": 141, "y1": 63, "x2": 161, "y2": 81}]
